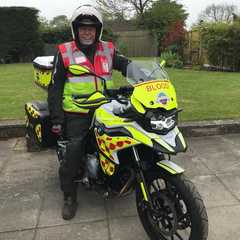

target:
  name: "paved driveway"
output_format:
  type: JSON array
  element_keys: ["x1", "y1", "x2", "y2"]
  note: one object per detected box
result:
[{"x1": 0, "y1": 134, "x2": 240, "y2": 240}]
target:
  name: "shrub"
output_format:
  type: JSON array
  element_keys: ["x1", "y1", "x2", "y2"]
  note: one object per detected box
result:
[
  {"x1": 116, "y1": 41, "x2": 128, "y2": 56},
  {"x1": 199, "y1": 22, "x2": 240, "y2": 71},
  {"x1": 160, "y1": 51, "x2": 183, "y2": 68},
  {"x1": 41, "y1": 26, "x2": 118, "y2": 45},
  {"x1": 41, "y1": 27, "x2": 71, "y2": 44},
  {"x1": 0, "y1": 7, "x2": 44, "y2": 63}
]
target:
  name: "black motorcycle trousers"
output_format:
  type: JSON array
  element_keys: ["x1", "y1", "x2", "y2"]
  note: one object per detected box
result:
[{"x1": 59, "y1": 112, "x2": 93, "y2": 194}]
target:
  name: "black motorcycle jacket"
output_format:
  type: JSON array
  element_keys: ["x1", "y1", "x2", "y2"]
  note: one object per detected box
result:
[{"x1": 48, "y1": 43, "x2": 131, "y2": 125}]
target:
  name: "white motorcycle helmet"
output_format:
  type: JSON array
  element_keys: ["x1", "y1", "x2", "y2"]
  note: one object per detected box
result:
[{"x1": 70, "y1": 5, "x2": 103, "y2": 45}]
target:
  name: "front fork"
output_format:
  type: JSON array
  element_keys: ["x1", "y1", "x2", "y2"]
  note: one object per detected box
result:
[
  {"x1": 132, "y1": 146, "x2": 154, "y2": 209},
  {"x1": 133, "y1": 146, "x2": 185, "y2": 209}
]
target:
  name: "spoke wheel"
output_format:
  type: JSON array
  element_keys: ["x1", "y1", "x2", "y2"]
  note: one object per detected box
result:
[
  {"x1": 148, "y1": 191, "x2": 178, "y2": 237},
  {"x1": 136, "y1": 172, "x2": 208, "y2": 240}
]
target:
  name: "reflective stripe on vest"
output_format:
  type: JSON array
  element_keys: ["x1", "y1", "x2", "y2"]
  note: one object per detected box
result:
[
  {"x1": 58, "y1": 41, "x2": 115, "y2": 113},
  {"x1": 66, "y1": 75, "x2": 112, "y2": 83}
]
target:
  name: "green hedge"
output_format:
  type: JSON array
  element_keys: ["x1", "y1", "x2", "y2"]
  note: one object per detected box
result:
[
  {"x1": 0, "y1": 7, "x2": 44, "y2": 63},
  {"x1": 41, "y1": 26, "x2": 118, "y2": 44},
  {"x1": 200, "y1": 22, "x2": 240, "y2": 71},
  {"x1": 41, "y1": 27, "x2": 72, "y2": 44}
]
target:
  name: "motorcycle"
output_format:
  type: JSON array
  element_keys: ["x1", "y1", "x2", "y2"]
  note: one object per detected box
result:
[{"x1": 56, "y1": 60, "x2": 208, "y2": 240}]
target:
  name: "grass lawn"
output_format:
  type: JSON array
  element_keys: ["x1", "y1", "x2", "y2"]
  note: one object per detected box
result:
[
  {"x1": 0, "y1": 62, "x2": 240, "y2": 121},
  {"x1": 0, "y1": 63, "x2": 46, "y2": 120},
  {"x1": 169, "y1": 68, "x2": 240, "y2": 122}
]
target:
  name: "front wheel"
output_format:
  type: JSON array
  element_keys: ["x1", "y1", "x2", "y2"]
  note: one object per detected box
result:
[{"x1": 136, "y1": 172, "x2": 208, "y2": 240}]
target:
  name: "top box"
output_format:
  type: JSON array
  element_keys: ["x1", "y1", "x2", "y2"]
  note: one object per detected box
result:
[{"x1": 33, "y1": 56, "x2": 54, "y2": 89}]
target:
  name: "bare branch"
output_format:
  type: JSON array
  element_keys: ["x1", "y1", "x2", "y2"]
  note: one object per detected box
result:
[
  {"x1": 96, "y1": 0, "x2": 131, "y2": 20},
  {"x1": 199, "y1": 3, "x2": 238, "y2": 23},
  {"x1": 96, "y1": 0, "x2": 156, "y2": 20}
]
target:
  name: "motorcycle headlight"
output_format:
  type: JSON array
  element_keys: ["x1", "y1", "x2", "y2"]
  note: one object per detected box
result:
[
  {"x1": 150, "y1": 115, "x2": 176, "y2": 131},
  {"x1": 144, "y1": 109, "x2": 178, "y2": 134}
]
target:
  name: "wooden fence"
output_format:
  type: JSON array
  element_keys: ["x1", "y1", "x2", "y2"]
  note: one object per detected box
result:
[
  {"x1": 183, "y1": 30, "x2": 208, "y2": 65},
  {"x1": 115, "y1": 30, "x2": 158, "y2": 57},
  {"x1": 44, "y1": 30, "x2": 208, "y2": 65},
  {"x1": 44, "y1": 31, "x2": 158, "y2": 57},
  {"x1": 116, "y1": 29, "x2": 208, "y2": 64}
]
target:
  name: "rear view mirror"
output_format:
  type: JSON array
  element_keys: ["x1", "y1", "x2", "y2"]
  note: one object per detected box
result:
[
  {"x1": 68, "y1": 65, "x2": 91, "y2": 75},
  {"x1": 160, "y1": 60, "x2": 166, "y2": 67}
]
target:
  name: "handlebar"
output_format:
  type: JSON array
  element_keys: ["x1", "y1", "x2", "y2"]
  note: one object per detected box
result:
[
  {"x1": 107, "y1": 86, "x2": 134, "y2": 97},
  {"x1": 119, "y1": 85, "x2": 134, "y2": 94}
]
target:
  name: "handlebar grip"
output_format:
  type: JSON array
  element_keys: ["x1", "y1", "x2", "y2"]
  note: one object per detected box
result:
[
  {"x1": 107, "y1": 86, "x2": 133, "y2": 97},
  {"x1": 119, "y1": 86, "x2": 134, "y2": 94},
  {"x1": 106, "y1": 89, "x2": 120, "y2": 97}
]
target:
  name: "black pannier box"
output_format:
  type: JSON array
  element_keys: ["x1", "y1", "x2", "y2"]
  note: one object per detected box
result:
[{"x1": 25, "y1": 101, "x2": 57, "y2": 151}]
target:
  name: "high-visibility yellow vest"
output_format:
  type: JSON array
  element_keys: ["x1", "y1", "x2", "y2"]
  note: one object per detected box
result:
[{"x1": 58, "y1": 40, "x2": 115, "y2": 113}]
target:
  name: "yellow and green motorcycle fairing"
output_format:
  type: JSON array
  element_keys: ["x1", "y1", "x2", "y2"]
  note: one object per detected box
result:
[
  {"x1": 94, "y1": 80, "x2": 187, "y2": 175},
  {"x1": 131, "y1": 79, "x2": 178, "y2": 112}
]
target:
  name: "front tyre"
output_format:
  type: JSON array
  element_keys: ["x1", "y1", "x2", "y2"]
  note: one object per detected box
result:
[{"x1": 136, "y1": 172, "x2": 208, "y2": 240}]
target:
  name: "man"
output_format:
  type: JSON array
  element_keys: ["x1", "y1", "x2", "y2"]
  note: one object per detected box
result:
[{"x1": 48, "y1": 5, "x2": 130, "y2": 220}]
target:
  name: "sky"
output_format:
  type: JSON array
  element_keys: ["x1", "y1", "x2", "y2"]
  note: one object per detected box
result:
[{"x1": 0, "y1": 0, "x2": 240, "y2": 28}]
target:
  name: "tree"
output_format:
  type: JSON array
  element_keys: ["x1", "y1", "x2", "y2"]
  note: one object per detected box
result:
[
  {"x1": 38, "y1": 16, "x2": 51, "y2": 31},
  {"x1": 144, "y1": 0, "x2": 188, "y2": 55},
  {"x1": 41, "y1": 27, "x2": 72, "y2": 44},
  {"x1": 96, "y1": 0, "x2": 130, "y2": 20},
  {"x1": 0, "y1": 7, "x2": 44, "y2": 63},
  {"x1": 199, "y1": 3, "x2": 237, "y2": 23},
  {"x1": 161, "y1": 21, "x2": 186, "y2": 49},
  {"x1": 40, "y1": 23, "x2": 117, "y2": 45},
  {"x1": 50, "y1": 15, "x2": 69, "y2": 28},
  {"x1": 199, "y1": 21, "x2": 240, "y2": 71},
  {"x1": 233, "y1": 13, "x2": 240, "y2": 22},
  {"x1": 127, "y1": 0, "x2": 156, "y2": 19},
  {"x1": 96, "y1": 0, "x2": 156, "y2": 21}
]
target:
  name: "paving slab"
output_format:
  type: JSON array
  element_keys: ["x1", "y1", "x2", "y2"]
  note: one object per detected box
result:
[
  {"x1": 105, "y1": 193, "x2": 137, "y2": 219},
  {"x1": 217, "y1": 172, "x2": 240, "y2": 201},
  {"x1": 0, "y1": 138, "x2": 17, "y2": 150},
  {"x1": 38, "y1": 188, "x2": 106, "y2": 228},
  {"x1": 13, "y1": 138, "x2": 27, "y2": 151},
  {"x1": 0, "y1": 155, "x2": 52, "y2": 193},
  {"x1": 173, "y1": 149, "x2": 212, "y2": 177},
  {"x1": 0, "y1": 134, "x2": 240, "y2": 240},
  {"x1": 221, "y1": 133, "x2": 240, "y2": 147},
  {"x1": 191, "y1": 175, "x2": 239, "y2": 208},
  {"x1": 0, "y1": 154, "x2": 9, "y2": 173},
  {"x1": 0, "y1": 139, "x2": 16, "y2": 172},
  {"x1": 188, "y1": 136, "x2": 240, "y2": 174},
  {"x1": 0, "y1": 229, "x2": 35, "y2": 240},
  {"x1": 109, "y1": 216, "x2": 148, "y2": 240},
  {"x1": 208, "y1": 205, "x2": 240, "y2": 240},
  {"x1": 188, "y1": 135, "x2": 230, "y2": 154},
  {"x1": 35, "y1": 221, "x2": 109, "y2": 240},
  {"x1": 198, "y1": 151, "x2": 240, "y2": 174},
  {"x1": 0, "y1": 189, "x2": 41, "y2": 232}
]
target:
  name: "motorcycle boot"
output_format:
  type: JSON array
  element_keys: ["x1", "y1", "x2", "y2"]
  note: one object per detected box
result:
[{"x1": 62, "y1": 192, "x2": 78, "y2": 220}]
